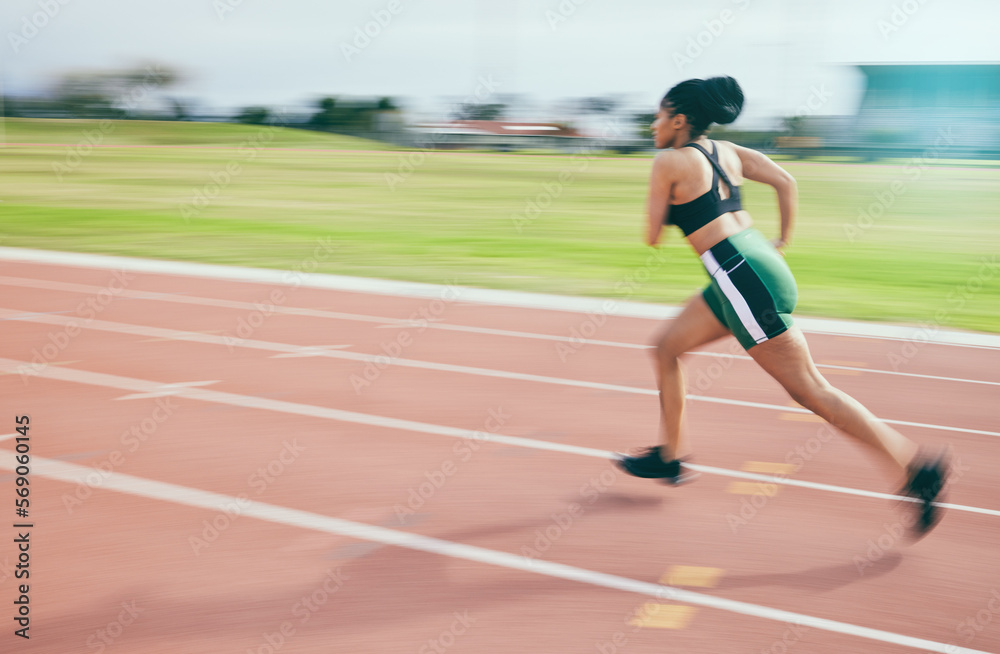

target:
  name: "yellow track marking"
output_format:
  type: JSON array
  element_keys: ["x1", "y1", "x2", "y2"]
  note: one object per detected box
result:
[
  {"x1": 628, "y1": 603, "x2": 696, "y2": 629},
  {"x1": 741, "y1": 461, "x2": 798, "y2": 475},
  {"x1": 660, "y1": 566, "x2": 724, "y2": 588},
  {"x1": 728, "y1": 481, "x2": 780, "y2": 496}
]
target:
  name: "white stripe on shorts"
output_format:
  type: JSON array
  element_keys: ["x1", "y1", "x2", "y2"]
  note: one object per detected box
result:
[{"x1": 701, "y1": 250, "x2": 768, "y2": 344}]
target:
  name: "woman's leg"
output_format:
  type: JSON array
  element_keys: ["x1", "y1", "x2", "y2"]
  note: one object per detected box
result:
[
  {"x1": 747, "y1": 326, "x2": 918, "y2": 475},
  {"x1": 651, "y1": 293, "x2": 732, "y2": 462}
]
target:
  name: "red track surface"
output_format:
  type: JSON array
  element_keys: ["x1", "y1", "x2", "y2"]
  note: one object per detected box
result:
[{"x1": 1, "y1": 259, "x2": 998, "y2": 654}]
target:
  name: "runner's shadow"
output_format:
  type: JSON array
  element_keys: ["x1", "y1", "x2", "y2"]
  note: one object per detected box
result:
[
  {"x1": 713, "y1": 551, "x2": 903, "y2": 593},
  {"x1": 394, "y1": 491, "x2": 663, "y2": 548},
  {"x1": 580, "y1": 492, "x2": 664, "y2": 511}
]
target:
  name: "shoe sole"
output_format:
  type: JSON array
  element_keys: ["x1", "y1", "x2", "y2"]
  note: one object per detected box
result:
[
  {"x1": 614, "y1": 454, "x2": 698, "y2": 486},
  {"x1": 906, "y1": 452, "x2": 950, "y2": 538},
  {"x1": 661, "y1": 471, "x2": 700, "y2": 486}
]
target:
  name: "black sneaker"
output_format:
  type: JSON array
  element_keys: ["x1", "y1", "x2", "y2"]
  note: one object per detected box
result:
[
  {"x1": 901, "y1": 453, "x2": 949, "y2": 537},
  {"x1": 615, "y1": 446, "x2": 698, "y2": 486}
]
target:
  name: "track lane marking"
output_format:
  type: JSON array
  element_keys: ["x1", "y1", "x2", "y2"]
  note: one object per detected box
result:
[
  {"x1": 742, "y1": 462, "x2": 799, "y2": 475},
  {"x1": 660, "y1": 566, "x2": 724, "y2": 588},
  {"x1": 115, "y1": 380, "x2": 220, "y2": 401},
  {"x1": 728, "y1": 482, "x2": 781, "y2": 497},
  {"x1": 2, "y1": 454, "x2": 989, "y2": 654},
  {"x1": 2, "y1": 309, "x2": 997, "y2": 438},
  {"x1": 1, "y1": 356, "x2": 996, "y2": 519},
  {"x1": 628, "y1": 604, "x2": 696, "y2": 629},
  {"x1": 1, "y1": 275, "x2": 999, "y2": 388},
  {"x1": 1, "y1": 248, "x2": 999, "y2": 350}
]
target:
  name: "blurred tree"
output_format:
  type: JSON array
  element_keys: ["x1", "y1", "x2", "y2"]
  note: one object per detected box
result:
[
  {"x1": 309, "y1": 97, "x2": 337, "y2": 128},
  {"x1": 782, "y1": 115, "x2": 804, "y2": 136},
  {"x1": 633, "y1": 111, "x2": 657, "y2": 139},
  {"x1": 169, "y1": 98, "x2": 191, "y2": 121},
  {"x1": 580, "y1": 96, "x2": 617, "y2": 115},
  {"x1": 236, "y1": 106, "x2": 272, "y2": 125},
  {"x1": 308, "y1": 96, "x2": 399, "y2": 134},
  {"x1": 48, "y1": 63, "x2": 180, "y2": 119},
  {"x1": 452, "y1": 102, "x2": 506, "y2": 121},
  {"x1": 1, "y1": 96, "x2": 22, "y2": 118}
]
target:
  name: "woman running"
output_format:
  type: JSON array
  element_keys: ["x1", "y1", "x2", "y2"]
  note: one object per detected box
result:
[{"x1": 615, "y1": 76, "x2": 948, "y2": 535}]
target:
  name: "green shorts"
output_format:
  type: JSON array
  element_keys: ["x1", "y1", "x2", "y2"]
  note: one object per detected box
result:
[{"x1": 700, "y1": 228, "x2": 798, "y2": 351}]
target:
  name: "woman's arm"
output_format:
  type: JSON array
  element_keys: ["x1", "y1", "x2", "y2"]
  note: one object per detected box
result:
[
  {"x1": 733, "y1": 144, "x2": 797, "y2": 251},
  {"x1": 646, "y1": 152, "x2": 675, "y2": 247}
]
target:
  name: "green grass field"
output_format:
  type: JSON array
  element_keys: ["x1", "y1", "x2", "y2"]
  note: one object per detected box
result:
[{"x1": 1, "y1": 118, "x2": 998, "y2": 332}]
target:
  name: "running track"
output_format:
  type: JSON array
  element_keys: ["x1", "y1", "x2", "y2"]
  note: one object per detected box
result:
[{"x1": 1, "y1": 248, "x2": 998, "y2": 654}]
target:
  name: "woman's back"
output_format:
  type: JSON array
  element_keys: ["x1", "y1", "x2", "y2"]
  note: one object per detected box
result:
[{"x1": 669, "y1": 140, "x2": 744, "y2": 206}]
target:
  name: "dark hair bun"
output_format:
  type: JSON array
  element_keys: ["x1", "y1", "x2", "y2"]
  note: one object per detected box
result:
[{"x1": 698, "y1": 76, "x2": 744, "y2": 125}]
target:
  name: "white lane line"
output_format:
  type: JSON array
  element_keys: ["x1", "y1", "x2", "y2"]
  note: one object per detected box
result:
[
  {"x1": 2, "y1": 456, "x2": 987, "y2": 654},
  {"x1": 2, "y1": 309, "x2": 996, "y2": 439},
  {"x1": 0, "y1": 274, "x2": 415, "y2": 326},
  {"x1": 694, "y1": 351, "x2": 1000, "y2": 388},
  {"x1": 689, "y1": 394, "x2": 999, "y2": 438},
  {"x1": 0, "y1": 434, "x2": 18, "y2": 443},
  {"x1": 1, "y1": 277, "x2": 997, "y2": 388},
  {"x1": 270, "y1": 345, "x2": 353, "y2": 358},
  {"x1": 1, "y1": 357, "x2": 996, "y2": 519},
  {"x1": 688, "y1": 464, "x2": 990, "y2": 518},
  {"x1": 1, "y1": 249, "x2": 998, "y2": 349},
  {"x1": 115, "y1": 380, "x2": 220, "y2": 401},
  {"x1": 0, "y1": 309, "x2": 74, "y2": 321}
]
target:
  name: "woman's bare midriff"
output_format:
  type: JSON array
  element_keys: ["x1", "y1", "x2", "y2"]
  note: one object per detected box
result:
[{"x1": 686, "y1": 209, "x2": 754, "y2": 256}]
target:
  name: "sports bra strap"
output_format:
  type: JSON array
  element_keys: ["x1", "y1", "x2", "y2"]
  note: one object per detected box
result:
[{"x1": 684, "y1": 142, "x2": 736, "y2": 194}]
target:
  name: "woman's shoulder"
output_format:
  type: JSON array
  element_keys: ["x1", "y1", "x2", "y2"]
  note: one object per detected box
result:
[
  {"x1": 711, "y1": 138, "x2": 744, "y2": 153},
  {"x1": 712, "y1": 139, "x2": 752, "y2": 165},
  {"x1": 713, "y1": 139, "x2": 759, "y2": 159},
  {"x1": 651, "y1": 148, "x2": 687, "y2": 174}
]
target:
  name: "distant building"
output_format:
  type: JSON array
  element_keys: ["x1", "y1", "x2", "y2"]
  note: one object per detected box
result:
[
  {"x1": 853, "y1": 63, "x2": 1000, "y2": 156},
  {"x1": 407, "y1": 120, "x2": 584, "y2": 150}
]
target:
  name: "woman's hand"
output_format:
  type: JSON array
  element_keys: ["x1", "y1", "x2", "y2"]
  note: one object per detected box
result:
[{"x1": 771, "y1": 238, "x2": 788, "y2": 256}]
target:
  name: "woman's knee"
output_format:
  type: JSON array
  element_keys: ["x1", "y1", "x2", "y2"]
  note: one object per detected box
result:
[{"x1": 653, "y1": 333, "x2": 681, "y2": 364}]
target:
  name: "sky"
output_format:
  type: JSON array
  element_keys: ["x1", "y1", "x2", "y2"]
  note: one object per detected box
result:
[{"x1": 2, "y1": 0, "x2": 998, "y2": 127}]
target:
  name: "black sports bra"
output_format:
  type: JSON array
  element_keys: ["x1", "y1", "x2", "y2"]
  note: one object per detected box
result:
[{"x1": 665, "y1": 141, "x2": 743, "y2": 236}]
